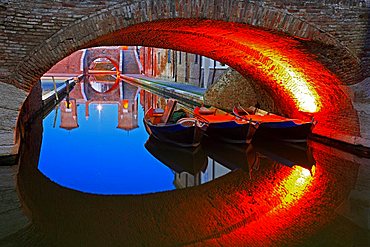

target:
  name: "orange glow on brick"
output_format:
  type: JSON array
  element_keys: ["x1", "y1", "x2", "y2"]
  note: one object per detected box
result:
[
  {"x1": 247, "y1": 44, "x2": 320, "y2": 113},
  {"x1": 92, "y1": 19, "x2": 360, "y2": 137}
]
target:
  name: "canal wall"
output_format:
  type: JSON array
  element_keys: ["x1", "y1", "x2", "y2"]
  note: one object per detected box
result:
[
  {"x1": 0, "y1": 166, "x2": 30, "y2": 241},
  {"x1": 46, "y1": 50, "x2": 84, "y2": 76},
  {"x1": 139, "y1": 47, "x2": 228, "y2": 89},
  {"x1": 205, "y1": 68, "x2": 370, "y2": 151},
  {"x1": 0, "y1": 76, "x2": 80, "y2": 161}
]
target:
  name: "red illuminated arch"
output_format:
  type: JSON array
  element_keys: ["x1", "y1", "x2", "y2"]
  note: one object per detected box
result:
[
  {"x1": 12, "y1": 18, "x2": 361, "y2": 146},
  {"x1": 88, "y1": 19, "x2": 359, "y2": 138}
]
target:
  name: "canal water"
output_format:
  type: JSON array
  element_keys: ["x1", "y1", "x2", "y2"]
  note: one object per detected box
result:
[{"x1": 1, "y1": 77, "x2": 369, "y2": 246}]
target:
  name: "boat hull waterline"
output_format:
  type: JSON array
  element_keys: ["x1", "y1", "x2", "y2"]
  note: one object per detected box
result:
[
  {"x1": 144, "y1": 119, "x2": 204, "y2": 147},
  {"x1": 233, "y1": 106, "x2": 315, "y2": 143},
  {"x1": 194, "y1": 106, "x2": 258, "y2": 144}
]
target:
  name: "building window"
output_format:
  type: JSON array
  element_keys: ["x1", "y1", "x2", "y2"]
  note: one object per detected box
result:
[
  {"x1": 158, "y1": 52, "x2": 161, "y2": 64},
  {"x1": 195, "y1": 54, "x2": 198, "y2": 64},
  {"x1": 167, "y1": 50, "x2": 171, "y2": 63},
  {"x1": 179, "y1": 51, "x2": 182, "y2": 64}
]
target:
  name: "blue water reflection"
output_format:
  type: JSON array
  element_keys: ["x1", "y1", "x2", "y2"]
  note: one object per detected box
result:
[{"x1": 38, "y1": 101, "x2": 176, "y2": 195}]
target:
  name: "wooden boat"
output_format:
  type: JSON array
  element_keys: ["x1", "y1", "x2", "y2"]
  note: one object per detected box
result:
[
  {"x1": 194, "y1": 106, "x2": 258, "y2": 144},
  {"x1": 145, "y1": 136, "x2": 208, "y2": 176},
  {"x1": 233, "y1": 105, "x2": 315, "y2": 143},
  {"x1": 144, "y1": 99, "x2": 205, "y2": 147}
]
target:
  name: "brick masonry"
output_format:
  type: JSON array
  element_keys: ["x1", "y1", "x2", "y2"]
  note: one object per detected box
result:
[
  {"x1": 0, "y1": 0, "x2": 369, "y2": 156},
  {"x1": 84, "y1": 47, "x2": 121, "y2": 73},
  {"x1": 206, "y1": 68, "x2": 370, "y2": 147},
  {"x1": 47, "y1": 50, "x2": 83, "y2": 75}
]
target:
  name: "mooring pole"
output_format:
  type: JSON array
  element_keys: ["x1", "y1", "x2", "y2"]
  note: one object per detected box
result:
[{"x1": 52, "y1": 76, "x2": 59, "y2": 101}]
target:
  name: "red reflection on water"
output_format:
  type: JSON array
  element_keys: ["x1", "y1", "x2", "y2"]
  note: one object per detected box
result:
[
  {"x1": 199, "y1": 142, "x2": 358, "y2": 246},
  {"x1": 272, "y1": 166, "x2": 314, "y2": 207}
]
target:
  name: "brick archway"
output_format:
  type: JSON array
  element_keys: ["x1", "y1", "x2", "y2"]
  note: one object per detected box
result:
[
  {"x1": 93, "y1": 19, "x2": 360, "y2": 140},
  {"x1": 9, "y1": 2, "x2": 365, "y2": 91},
  {"x1": 18, "y1": 18, "x2": 363, "y2": 148},
  {"x1": 84, "y1": 47, "x2": 121, "y2": 73},
  {"x1": 1, "y1": 1, "x2": 369, "y2": 156},
  {"x1": 87, "y1": 56, "x2": 119, "y2": 71}
]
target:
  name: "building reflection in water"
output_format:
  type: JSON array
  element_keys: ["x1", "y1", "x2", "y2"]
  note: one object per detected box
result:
[
  {"x1": 89, "y1": 74, "x2": 119, "y2": 93},
  {"x1": 60, "y1": 98, "x2": 78, "y2": 130},
  {"x1": 59, "y1": 74, "x2": 139, "y2": 132}
]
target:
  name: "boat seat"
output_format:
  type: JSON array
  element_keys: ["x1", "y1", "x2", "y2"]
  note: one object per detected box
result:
[
  {"x1": 160, "y1": 99, "x2": 177, "y2": 124},
  {"x1": 198, "y1": 106, "x2": 216, "y2": 115},
  {"x1": 177, "y1": 118, "x2": 197, "y2": 127}
]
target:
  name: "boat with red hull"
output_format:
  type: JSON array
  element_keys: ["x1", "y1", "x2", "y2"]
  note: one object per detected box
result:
[
  {"x1": 194, "y1": 106, "x2": 258, "y2": 144},
  {"x1": 233, "y1": 105, "x2": 315, "y2": 143}
]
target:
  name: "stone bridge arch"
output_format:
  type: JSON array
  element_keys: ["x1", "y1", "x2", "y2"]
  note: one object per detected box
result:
[
  {"x1": 1, "y1": 0, "x2": 369, "y2": 157},
  {"x1": 84, "y1": 47, "x2": 121, "y2": 74},
  {"x1": 8, "y1": 1, "x2": 367, "y2": 91}
]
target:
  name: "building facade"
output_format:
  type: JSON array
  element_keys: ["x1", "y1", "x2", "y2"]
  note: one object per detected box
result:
[{"x1": 139, "y1": 47, "x2": 228, "y2": 89}]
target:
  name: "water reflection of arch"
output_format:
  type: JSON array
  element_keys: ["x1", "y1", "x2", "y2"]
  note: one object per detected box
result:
[
  {"x1": 14, "y1": 114, "x2": 365, "y2": 247},
  {"x1": 82, "y1": 76, "x2": 139, "y2": 103},
  {"x1": 83, "y1": 75, "x2": 121, "y2": 102}
]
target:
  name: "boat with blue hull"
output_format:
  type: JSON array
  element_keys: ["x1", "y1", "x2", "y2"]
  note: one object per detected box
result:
[
  {"x1": 194, "y1": 106, "x2": 258, "y2": 144},
  {"x1": 233, "y1": 105, "x2": 315, "y2": 143},
  {"x1": 144, "y1": 100, "x2": 205, "y2": 147}
]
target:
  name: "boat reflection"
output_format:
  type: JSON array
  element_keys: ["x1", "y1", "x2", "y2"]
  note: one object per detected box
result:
[
  {"x1": 253, "y1": 139, "x2": 316, "y2": 173},
  {"x1": 202, "y1": 137, "x2": 258, "y2": 175},
  {"x1": 145, "y1": 133, "x2": 317, "y2": 191},
  {"x1": 202, "y1": 136, "x2": 316, "y2": 178},
  {"x1": 144, "y1": 136, "x2": 208, "y2": 176}
]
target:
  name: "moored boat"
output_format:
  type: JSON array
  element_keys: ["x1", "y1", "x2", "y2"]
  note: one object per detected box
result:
[
  {"x1": 144, "y1": 99, "x2": 205, "y2": 147},
  {"x1": 233, "y1": 105, "x2": 315, "y2": 143},
  {"x1": 194, "y1": 106, "x2": 258, "y2": 144}
]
